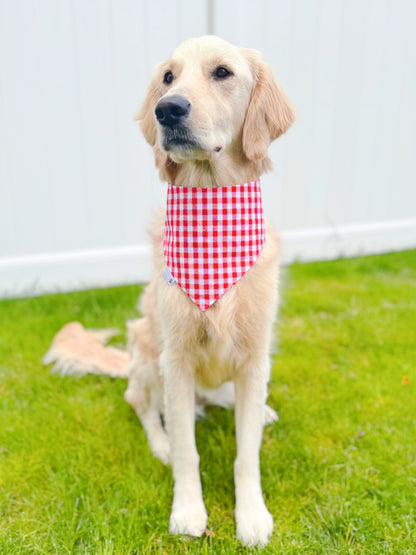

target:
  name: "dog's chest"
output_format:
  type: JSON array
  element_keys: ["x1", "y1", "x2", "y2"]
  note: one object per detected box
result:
[{"x1": 187, "y1": 321, "x2": 246, "y2": 388}]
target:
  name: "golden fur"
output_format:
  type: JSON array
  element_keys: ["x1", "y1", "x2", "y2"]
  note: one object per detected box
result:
[
  {"x1": 127, "y1": 36, "x2": 295, "y2": 546},
  {"x1": 44, "y1": 36, "x2": 295, "y2": 547}
]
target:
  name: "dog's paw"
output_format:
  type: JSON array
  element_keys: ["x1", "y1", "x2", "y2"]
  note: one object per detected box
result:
[
  {"x1": 264, "y1": 404, "x2": 279, "y2": 425},
  {"x1": 236, "y1": 500, "x2": 273, "y2": 548},
  {"x1": 169, "y1": 500, "x2": 208, "y2": 537}
]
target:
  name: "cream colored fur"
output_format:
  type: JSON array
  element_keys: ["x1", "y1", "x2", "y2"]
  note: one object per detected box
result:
[
  {"x1": 131, "y1": 36, "x2": 294, "y2": 547},
  {"x1": 44, "y1": 35, "x2": 295, "y2": 548},
  {"x1": 43, "y1": 322, "x2": 129, "y2": 377}
]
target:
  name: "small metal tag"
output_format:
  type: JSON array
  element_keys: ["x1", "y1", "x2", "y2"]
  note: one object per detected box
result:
[{"x1": 163, "y1": 268, "x2": 176, "y2": 286}]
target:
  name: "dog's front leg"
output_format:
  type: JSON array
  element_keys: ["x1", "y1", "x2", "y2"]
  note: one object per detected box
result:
[
  {"x1": 234, "y1": 357, "x2": 274, "y2": 547},
  {"x1": 160, "y1": 349, "x2": 208, "y2": 537}
]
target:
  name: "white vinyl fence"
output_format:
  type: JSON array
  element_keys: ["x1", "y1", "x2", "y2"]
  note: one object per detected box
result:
[{"x1": 1, "y1": 0, "x2": 415, "y2": 298}]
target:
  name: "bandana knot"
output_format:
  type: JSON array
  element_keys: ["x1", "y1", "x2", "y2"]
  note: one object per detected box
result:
[{"x1": 163, "y1": 180, "x2": 265, "y2": 310}]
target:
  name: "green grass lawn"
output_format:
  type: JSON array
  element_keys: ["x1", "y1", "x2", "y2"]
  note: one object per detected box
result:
[{"x1": 1, "y1": 250, "x2": 415, "y2": 554}]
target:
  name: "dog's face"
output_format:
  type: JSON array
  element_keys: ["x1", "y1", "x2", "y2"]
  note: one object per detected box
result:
[
  {"x1": 151, "y1": 37, "x2": 254, "y2": 163},
  {"x1": 138, "y1": 36, "x2": 295, "y2": 172}
]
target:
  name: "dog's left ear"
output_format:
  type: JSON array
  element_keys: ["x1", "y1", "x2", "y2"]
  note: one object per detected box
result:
[
  {"x1": 135, "y1": 64, "x2": 179, "y2": 182},
  {"x1": 135, "y1": 88, "x2": 157, "y2": 146},
  {"x1": 135, "y1": 65, "x2": 164, "y2": 146},
  {"x1": 241, "y1": 50, "x2": 295, "y2": 162}
]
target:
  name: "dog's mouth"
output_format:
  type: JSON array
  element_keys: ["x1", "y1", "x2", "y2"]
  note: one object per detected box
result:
[{"x1": 162, "y1": 126, "x2": 201, "y2": 152}]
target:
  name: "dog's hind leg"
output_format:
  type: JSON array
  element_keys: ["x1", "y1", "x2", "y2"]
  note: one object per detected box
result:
[
  {"x1": 124, "y1": 318, "x2": 170, "y2": 464},
  {"x1": 195, "y1": 381, "x2": 235, "y2": 411},
  {"x1": 125, "y1": 370, "x2": 170, "y2": 465},
  {"x1": 196, "y1": 381, "x2": 279, "y2": 424}
]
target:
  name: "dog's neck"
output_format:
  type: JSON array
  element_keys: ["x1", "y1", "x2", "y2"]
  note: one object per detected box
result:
[{"x1": 156, "y1": 139, "x2": 273, "y2": 188}]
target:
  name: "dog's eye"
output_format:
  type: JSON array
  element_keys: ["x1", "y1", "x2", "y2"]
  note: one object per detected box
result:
[
  {"x1": 163, "y1": 71, "x2": 174, "y2": 85},
  {"x1": 213, "y1": 66, "x2": 232, "y2": 80}
]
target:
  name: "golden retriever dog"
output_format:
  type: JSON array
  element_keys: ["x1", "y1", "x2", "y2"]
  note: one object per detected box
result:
[{"x1": 44, "y1": 35, "x2": 295, "y2": 547}]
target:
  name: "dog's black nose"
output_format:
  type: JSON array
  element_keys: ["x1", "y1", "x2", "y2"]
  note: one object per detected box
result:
[{"x1": 155, "y1": 95, "x2": 191, "y2": 127}]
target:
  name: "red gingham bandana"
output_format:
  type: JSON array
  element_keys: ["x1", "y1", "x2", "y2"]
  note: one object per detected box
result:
[{"x1": 163, "y1": 180, "x2": 266, "y2": 311}]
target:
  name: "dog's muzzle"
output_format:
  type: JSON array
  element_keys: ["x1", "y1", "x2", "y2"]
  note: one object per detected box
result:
[{"x1": 156, "y1": 95, "x2": 199, "y2": 152}]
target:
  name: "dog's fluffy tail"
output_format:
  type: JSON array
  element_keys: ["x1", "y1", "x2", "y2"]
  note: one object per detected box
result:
[{"x1": 43, "y1": 322, "x2": 130, "y2": 378}]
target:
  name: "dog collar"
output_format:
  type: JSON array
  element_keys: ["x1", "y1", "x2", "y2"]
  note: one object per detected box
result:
[{"x1": 163, "y1": 180, "x2": 266, "y2": 310}]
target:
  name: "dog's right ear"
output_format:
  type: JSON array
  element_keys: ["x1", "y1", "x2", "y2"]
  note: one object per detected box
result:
[
  {"x1": 241, "y1": 49, "x2": 295, "y2": 162},
  {"x1": 134, "y1": 65, "x2": 164, "y2": 146}
]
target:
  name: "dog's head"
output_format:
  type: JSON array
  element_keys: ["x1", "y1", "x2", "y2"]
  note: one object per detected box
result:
[{"x1": 137, "y1": 36, "x2": 295, "y2": 180}]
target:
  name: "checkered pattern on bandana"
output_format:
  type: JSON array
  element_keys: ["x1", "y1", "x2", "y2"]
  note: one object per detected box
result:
[{"x1": 163, "y1": 180, "x2": 265, "y2": 311}]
